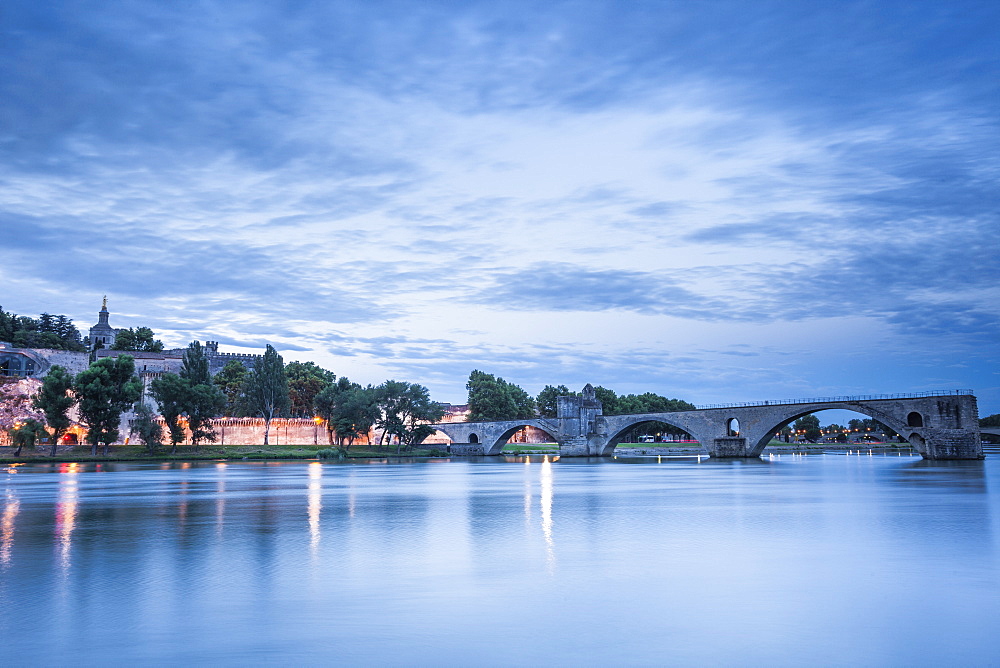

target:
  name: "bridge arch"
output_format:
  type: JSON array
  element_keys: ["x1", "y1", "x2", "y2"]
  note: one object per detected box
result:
[
  {"x1": 602, "y1": 417, "x2": 699, "y2": 456},
  {"x1": 746, "y1": 403, "x2": 915, "y2": 457},
  {"x1": 483, "y1": 424, "x2": 558, "y2": 455}
]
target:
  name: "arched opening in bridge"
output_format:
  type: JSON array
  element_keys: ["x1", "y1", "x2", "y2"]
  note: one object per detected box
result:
[
  {"x1": 760, "y1": 408, "x2": 911, "y2": 453},
  {"x1": 417, "y1": 429, "x2": 459, "y2": 452},
  {"x1": 498, "y1": 426, "x2": 558, "y2": 455},
  {"x1": 907, "y1": 412, "x2": 924, "y2": 428},
  {"x1": 727, "y1": 417, "x2": 740, "y2": 437},
  {"x1": 604, "y1": 419, "x2": 697, "y2": 456},
  {"x1": 469, "y1": 433, "x2": 479, "y2": 444}
]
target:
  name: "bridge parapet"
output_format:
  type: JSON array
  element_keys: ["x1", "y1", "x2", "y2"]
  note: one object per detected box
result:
[{"x1": 423, "y1": 390, "x2": 982, "y2": 460}]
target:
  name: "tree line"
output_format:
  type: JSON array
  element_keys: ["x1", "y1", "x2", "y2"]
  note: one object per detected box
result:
[
  {"x1": 4, "y1": 340, "x2": 443, "y2": 457},
  {"x1": 465, "y1": 370, "x2": 697, "y2": 440},
  {"x1": 0, "y1": 306, "x2": 86, "y2": 352}
]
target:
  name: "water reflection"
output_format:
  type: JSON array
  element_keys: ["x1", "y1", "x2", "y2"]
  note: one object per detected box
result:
[
  {"x1": 55, "y1": 462, "x2": 80, "y2": 572},
  {"x1": 308, "y1": 462, "x2": 322, "y2": 559},
  {"x1": 3, "y1": 458, "x2": 998, "y2": 666},
  {"x1": 1, "y1": 488, "x2": 18, "y2": 568},
  {"x1": 215, "y1": 462, "x2": 227, "y2": 535},
  {"x1": 540, "y1": 455, "x2": 555, "y2": 571}
]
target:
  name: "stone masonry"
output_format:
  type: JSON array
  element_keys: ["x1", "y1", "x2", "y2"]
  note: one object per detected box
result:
[{"x1": 425, "y1": 387, "x2": 983, "y2": 460}]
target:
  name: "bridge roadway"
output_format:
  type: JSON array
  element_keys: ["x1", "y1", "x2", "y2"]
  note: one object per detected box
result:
[{"x1": 423, "y1": 388, "x2": 983, "y2": 460}]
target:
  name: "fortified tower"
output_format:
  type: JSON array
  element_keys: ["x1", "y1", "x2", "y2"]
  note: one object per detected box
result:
[{"x1": 555, "y1": 383, "x2": 608, "y2": 454}]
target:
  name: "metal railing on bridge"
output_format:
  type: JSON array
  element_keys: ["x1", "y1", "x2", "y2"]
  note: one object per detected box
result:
[{"x1": 697, "y1": 389, "x2": 974, "y2": 410}]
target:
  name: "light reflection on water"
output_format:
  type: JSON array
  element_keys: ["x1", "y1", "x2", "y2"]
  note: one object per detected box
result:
[
  {"x1": 1, "y1": 488, "x2": 18, "y2": 568},
  {"x1": 307, "y1": 461, "x2": 322, "y2": 560},
  {"x1": 0, "y1": 454, "x2": 998, "y2": 666},
  {"x1": 55, "y1": 462, "x2": 79, "y2": 572}
]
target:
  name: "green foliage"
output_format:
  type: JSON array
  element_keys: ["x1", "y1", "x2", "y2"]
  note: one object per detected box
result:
[
  {"x1": 131, "y1": 402, "x2": 163, "y2": 455},
  {"x1": 179, "y1": 341, "x2": 225, "y2": 447},
  {"x1": 186, "y1": 382, "x2": 226, "y2": 448},
  {"x1": 597, "y1": 387, "x2": 695, "y2": 416},
  {"x1": 111, "y1": 327, "x2": 164, "y2": 352},
  {"x1": 466, "y1": 370, "x2": 535, "y2": 421},
  {"x1": 214, "y1": 360, "x2": 249, "y2": 416},
  {"x1": 316, "y1": 447, "x2": 348, "y2": 461},
  {"x1": 315, "y1": 377, "x2": 357, "y2": 444},
  {"x1": 180, "y1": 341, "x2": 211, "y2": 385},
  {"x1": 150, "y1": 373, "x2": 188, "y2": 453},
  {"x1": 332, "y1": 386, "x2": 379, "y2": 448},
  {"x1": 243, "y1": 345, "x2": 290, "y2": 445},
  {"x1": 376, "y1": 380, "x2": 444, "y2": 454},
  {"x1": 74, "y1": 355, "x2": 142, "y2": 455},
  {"x1": 846, "y1": 417, "x2": 894, "y2": 436},
  {"x1": 32, "y1": 365, "x2": 76, "y2": 456},
  {"x1": 0, "y1": 306, "x2": 86, "y2": 351},
  {"x1": 536, "y1": 384, "x2": 574, "y2": 418},
  {"x1": 979, "y1": 414, "x2": 1000, "y2": 428},
  {"x1": 11, "y1": 418, "x2": 46, "y2": 456},
  {"x1": 286, "y1": 361, "x2": 335, "y2": 418},
  {"x1": 794, "y1": 414, "x2": 822, "y2": 442}
]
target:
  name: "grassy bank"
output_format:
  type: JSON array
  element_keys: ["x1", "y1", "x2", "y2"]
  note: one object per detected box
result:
[{"x1": 0, "y1": 442, "x2": 452, "y2": 464}]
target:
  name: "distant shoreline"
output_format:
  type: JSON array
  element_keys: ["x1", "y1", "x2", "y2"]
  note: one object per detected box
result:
[{"x1": 0, "y1": 441, "x2": 923, "y2": 465}]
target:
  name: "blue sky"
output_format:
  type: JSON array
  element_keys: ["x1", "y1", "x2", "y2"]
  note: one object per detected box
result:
[{"x1": 3, "y1": 1, "x2": 998, "y2": 411}]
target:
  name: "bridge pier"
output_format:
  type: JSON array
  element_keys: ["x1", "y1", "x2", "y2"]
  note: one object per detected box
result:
[
  {"x1": 707, "y1": 437, "x2": 751, "y2": 458},
  {"x1": 425, "y1": 390, "x2": 983, "y2": 460},
  {"x1": 913, "y1": 429, "x2": 984, "y2": 460}
]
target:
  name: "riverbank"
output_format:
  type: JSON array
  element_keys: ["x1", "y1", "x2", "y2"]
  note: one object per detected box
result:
[
  {"x1": 0, "y1": 443, "x2": 452, "y2": 464},
  {"x1": 0, "y1": 441, "x2": 918, "y2": 463}
]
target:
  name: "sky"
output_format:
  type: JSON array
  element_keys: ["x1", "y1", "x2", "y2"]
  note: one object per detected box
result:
[{"x1": 2, "y1": 1, "x2": 998, "y2": 412}]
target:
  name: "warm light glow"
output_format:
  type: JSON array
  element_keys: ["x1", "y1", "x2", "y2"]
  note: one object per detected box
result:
[
  {"x1": 540, "y1": 453, "x2": 555, "y2": 571},
  {"x1": 308, "y1": 462, "x2": 322, "y2": 559},
  {"x1": 56, "y1": 464, "x2": 80, "y2": 572},
  {"x1": 1, "y1": 489, "x2": 19, "y2": 568}
]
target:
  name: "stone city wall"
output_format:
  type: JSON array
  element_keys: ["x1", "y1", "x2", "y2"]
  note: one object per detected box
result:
[{"x1": 152, "y1": 417, "x2": 331, "y2": 446}]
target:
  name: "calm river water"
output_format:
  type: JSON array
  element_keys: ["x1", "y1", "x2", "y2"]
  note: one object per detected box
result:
[{"x1": 2, "y1": 451, "x2": 999, "y2": 666}]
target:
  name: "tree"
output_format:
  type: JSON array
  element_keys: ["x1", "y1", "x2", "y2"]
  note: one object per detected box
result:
[
  {"x1": 243, "y1": 345, "x2": 290, "y2": 445},
  {"x1": 0, "y1": 306, "x2": 85, "y2": 352},
  {"x1": 466, "y1": 370, "x2": 535, "y2": 421},
  {"x1": 186, "y1": 383, "x2": 226, "y2": 448},
  {"x1": 981, "y1": 414, "x2": 1000, "y2": 428},
  {"x1": 793, "y1": 414, "x2": 822, "y2": 442},
  {"x1": 11, "y1": 419, "x2": 46, "y2": 457},
  {"x1": 179, "y1": 341, "x2": 225, "y2": 448},
  {"x1": 331, "y1": 386, "x2": 379, "y2": 450},
  {"x1": 286, "y1": 361, "x2": 335, "y2": 418},
  {"x1": 111, "y1": 327, "x2": 164, "y2": 352},
  {"x1": 32, "y1": 365, "x2": 76, "y2": 456},
  {"x1": 214, "y1": 360, "x2": 249, "y2": 416},
  {"x1": 150, "y1": 373, "x2": 189, "y2": 454},
  {"x1": 315, "y1": 376, "x2": 360, "y2": 445},
  {"x1": 131, "y1": 402, "x2": 163, "y2": 455},
  {"x1": 74, "y1": 356, "x2": 142, "y2": 455},
  {"x1": 536, "y1": 384, "x2": 573, "y2": 418},
  {"x1": 376, "y1": 380, "x2": 444, "y2": 454},
  {"x1": 592, "y1": 386, "x2": 620, "y2": 414}
]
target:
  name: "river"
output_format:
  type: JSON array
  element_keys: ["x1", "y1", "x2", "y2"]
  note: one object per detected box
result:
[{"x1": 2, "y1": 450, "x2": 998, "y2": 666}]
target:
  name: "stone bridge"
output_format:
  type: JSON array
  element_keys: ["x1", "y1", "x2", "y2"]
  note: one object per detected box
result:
[{"x1": 424, "y1": 386, "x2": 983, "y2": 460}]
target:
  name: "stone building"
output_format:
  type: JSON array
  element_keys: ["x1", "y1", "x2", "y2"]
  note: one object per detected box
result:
[
  {"x1": 88, "y1": 296, "x2": 122, "y2": 352},
  {"x1": 89, "y1": 302, "x2": 264, "y2": 413},
  {"x1": 0, "y1": 341, "x2": 89, "y2": 378}
]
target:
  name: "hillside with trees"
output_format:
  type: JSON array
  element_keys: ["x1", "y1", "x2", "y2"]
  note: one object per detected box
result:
[{"x1": 0, "y1": 306, "x2": 86, "y2": 351}]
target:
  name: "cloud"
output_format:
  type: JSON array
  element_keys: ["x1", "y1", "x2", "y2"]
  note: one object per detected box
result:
[{"x1": 3, "y1": 1, "x2": 999, "y2": 410}]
